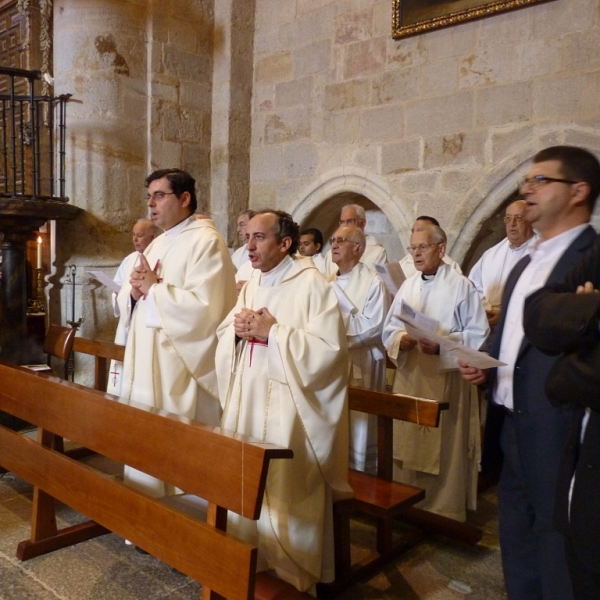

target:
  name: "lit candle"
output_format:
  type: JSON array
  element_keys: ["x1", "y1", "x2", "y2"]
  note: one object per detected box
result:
[{"x1": 37, "y1": 236, "x2": 42, "y2": 269}]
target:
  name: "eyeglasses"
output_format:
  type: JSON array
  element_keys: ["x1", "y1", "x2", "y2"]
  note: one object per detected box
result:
[
  {"x1": 146, "y1": 191, "x2": 176, "y2": 202},
  {"x1": 519, "y1": 175, "x2": 579, "y2": 191},
  {"x1": 330, "y1": 237, "x2": 360, "y2": 246},
  {"x1": 503, "y1": 215, "x2": 525, "y2": 223},
  {"x1": 406, "y1": 243, "x2": 441, "y2": 254}
]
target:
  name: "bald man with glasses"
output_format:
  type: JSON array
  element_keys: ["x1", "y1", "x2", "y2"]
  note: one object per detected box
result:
[
  {"x1": 324, "y1": 204, "x2": 388, "y2": 275},
  {"x1": 329, "y1": 225, "x2": 390, "y2": 472},
  {"x1": 468, "y1": 200, "x2": 535, "y2": 328}
]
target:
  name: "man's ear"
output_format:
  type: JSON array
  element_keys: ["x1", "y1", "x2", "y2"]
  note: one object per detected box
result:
[
  {"x1": 571, "y1": 181, "x2": 591, "y2": 209},
  {"x1": 315, "y1": 243, "x2": 322, "y2": 253},
  {"x1": 280, "y1": 236, "x2": 292, "y2": 253},
  {"x1": 179, "y1": 191, "x2": 191, "y2": 209}
]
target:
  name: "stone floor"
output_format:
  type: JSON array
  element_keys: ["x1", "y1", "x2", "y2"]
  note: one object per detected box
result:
[{"x1": 0, "y1": 454, "x2": 506, "y2": 600}]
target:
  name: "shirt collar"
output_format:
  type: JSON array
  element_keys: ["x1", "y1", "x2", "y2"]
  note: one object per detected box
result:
[
  {"x1": 530, "y1": 224, "x2": 588, "y2": 262},
  {"x1": 165, "y1": 215, "x2": 193, "y2": 237}
]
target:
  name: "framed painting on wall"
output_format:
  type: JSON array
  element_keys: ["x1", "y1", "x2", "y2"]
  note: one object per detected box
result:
[{"x1": 392, "y1": 0, "x2": 555, "y2": 39}]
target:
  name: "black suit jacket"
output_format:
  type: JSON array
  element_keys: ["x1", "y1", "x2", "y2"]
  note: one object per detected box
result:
[
  {"x1": 524, "y1": 232, "x2": 600, "y2": 573},
  {"x1": 482, "y1": 226, "x2": 598, "y2": 478}
]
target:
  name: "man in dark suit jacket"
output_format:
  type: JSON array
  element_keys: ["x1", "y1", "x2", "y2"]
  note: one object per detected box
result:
[
  {"x1": 524, "y1": 234, "x2": 600, "y2": 599},
  {"x1": 460, "y1": 145, "x2": 600, "y2": 600}
]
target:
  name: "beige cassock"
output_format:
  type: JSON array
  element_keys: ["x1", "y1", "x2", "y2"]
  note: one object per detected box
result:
[
  {"x1": 116, "y1": 216, "x2": 237, "y2": 497},
  {"x1": 216, "y1": 256, "x2": 353, "y2": 592},
  {"x1": 329, "y1": 262, "x2": 390, "y2": 471},
  {"x1": 382, "y1": 264, "x2": 489, "y2": 522}
]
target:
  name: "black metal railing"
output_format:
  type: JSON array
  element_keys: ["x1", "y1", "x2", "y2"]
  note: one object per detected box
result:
[{"x1": 0, "y1": 66, "x2": 71, "y2": 201}]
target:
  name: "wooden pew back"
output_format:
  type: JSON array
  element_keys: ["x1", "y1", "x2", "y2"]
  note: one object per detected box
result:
[
  {"x1": 72, "y1": 337, "x2": 124, "y2": 391},
  {"x1": 0, "y1": 361, "x2": 292, "y2": 600}
]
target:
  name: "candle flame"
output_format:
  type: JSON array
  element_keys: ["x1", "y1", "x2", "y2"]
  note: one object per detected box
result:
[{"x1": 37, "y1": 236, "x2": 42, "y2": 244}]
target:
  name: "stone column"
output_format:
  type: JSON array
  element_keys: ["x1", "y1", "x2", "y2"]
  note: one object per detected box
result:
[
  {"x1": 210, "y1": 0, "x2": 255, "y2": 243},
  {"x1": 51, "y1": 1, "x2": 216, "y2": 381}
]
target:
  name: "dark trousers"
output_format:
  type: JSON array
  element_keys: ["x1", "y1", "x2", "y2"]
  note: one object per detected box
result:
[
  {"x1": 565, "y1": 535, "x2": 600, "y2": 600},
  {"x1": 498, "y1": 416, "x2": 574, "y2": 600}
]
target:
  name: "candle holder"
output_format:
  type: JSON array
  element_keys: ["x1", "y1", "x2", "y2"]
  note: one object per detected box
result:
[{"x1": 29, "y1": 267, "x2": 45, "y2": 313}]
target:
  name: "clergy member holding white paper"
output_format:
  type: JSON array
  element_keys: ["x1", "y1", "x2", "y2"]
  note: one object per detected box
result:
[
  {"x1": 116, "y1": 169, "x2": 236, "y2": 498},
  {"x1": 216, "y1": 210, "x2": 352, "y2": 592},
  {"x1": 383, "y1": 224, "x2": 489, "y2": 522},
  {"x1": 107, "y1": 218, "x2": 160, "y2": 396},
  {"x1": 329, "y1": 224, "x2": 390, "y2": 472}
]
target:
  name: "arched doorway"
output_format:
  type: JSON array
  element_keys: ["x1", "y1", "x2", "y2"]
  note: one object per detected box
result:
[{"x1": 291, "y1": 167, "x2": 412, "y2": 262}]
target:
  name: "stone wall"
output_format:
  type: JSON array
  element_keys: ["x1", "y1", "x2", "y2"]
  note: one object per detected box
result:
[
  {"x1": 250, "y1": 0, "x2": 600, "y2": 264},
  {"x1": 50, "y1": 0, "x2": 216, "y2": 381}
]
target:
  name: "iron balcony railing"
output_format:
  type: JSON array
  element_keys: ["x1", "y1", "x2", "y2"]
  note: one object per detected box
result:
[{"x1": 0, "y1": 66, "x2": 71, "y2": 201}]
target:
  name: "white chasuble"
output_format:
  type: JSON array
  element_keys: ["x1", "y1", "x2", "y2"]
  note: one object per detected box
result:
[
  {"x1": 116, "y1": 217, "x2": 236, "y2": 497},
  {"x1": 382, "y1": 264, "x2": 489, "y2": 521},
  {"x1": 331, "y1": 263, "x2": 390, "y2": 472},
  {"x1": 216, "y1": 257, "x2": 352, "y2": 592}
]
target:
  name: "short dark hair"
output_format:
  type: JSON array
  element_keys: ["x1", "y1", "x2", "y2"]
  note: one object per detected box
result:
[
  {"x1": 300, "y1": 227, "x2": 323, "y2": 248},
  {"x1": 145, "y1": 168, "x2": 197, "y2": 213},
  {"x1": 415, "y1": 215, "x2": 440, "y2": 227},
  {"x1": 254, "y1": 210, "x2": 300, "y2": 256},
  {"x1": 533, "y1": 146, "x2": 600, "y2": 212},
  {"x1": 239, "y1": 209, "x2": 256, "y2": 220}
]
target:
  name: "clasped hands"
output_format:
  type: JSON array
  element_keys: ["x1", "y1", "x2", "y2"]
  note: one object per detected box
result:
[
  {"x1": 130, "y1": 254, "x2": 159, "y2": 301},
  {"x1": 400, "y1": 333, "x2": 439, "y2": 356},
  {"x1": 234, "y1": 307, "x2": 276, "y2": 341}
]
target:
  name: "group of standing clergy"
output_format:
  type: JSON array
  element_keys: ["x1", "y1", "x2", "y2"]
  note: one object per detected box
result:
[{"x1": 109, "y1": 144, "x2": 600, "y2": 598}]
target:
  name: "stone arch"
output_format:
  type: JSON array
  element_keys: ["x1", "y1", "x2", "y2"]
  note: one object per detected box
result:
[
  {"x1": 451, "y1": 132, "x2": 600, "y2": 270},
  {"x1": 291, "y1": 167, "x2": 413, "y2": 262}
]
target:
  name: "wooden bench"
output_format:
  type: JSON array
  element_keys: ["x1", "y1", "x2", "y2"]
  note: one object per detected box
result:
[
  {"x1": 63, "y1": 339, "x2": 481, "y2": 596},
  {"x1": 0, "y1": 360, "x2": 294, "y2": 600},
  {"x1": 72, "y1": 336, "x2": 125, "y2": 391},
  {"x1": 315, "y1": 387, "x2": 447, "y2": 597}
]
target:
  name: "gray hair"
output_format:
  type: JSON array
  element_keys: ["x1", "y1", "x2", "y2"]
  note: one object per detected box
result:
[
  {"x1": 346, "y1": 226, "x2": 366, "y2": 251},
  {"x1": 136, "y1": 218, "x2": 161, "y2": 237},
  {"x1": 414, "y1": 224, "x2": 447, "y2": 244},
  {"x1": 341, "y1": 203, "x2": 366, "y2": 220}
]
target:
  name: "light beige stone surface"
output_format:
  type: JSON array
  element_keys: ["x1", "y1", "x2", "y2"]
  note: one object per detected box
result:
[{"x1": 47, "y1": 0, "x2": 600, "y2": 368}]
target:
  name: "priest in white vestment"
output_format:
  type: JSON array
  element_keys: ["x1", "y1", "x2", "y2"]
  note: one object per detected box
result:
[
  {"x1": 468, "y1": 199, "x2": 534, "y2": 327},
  {"x1": 216, "y1": 210, "x2": 352, "y2": 592},
  {"x1": 399, "y1": 216, "x2": 462, "y2": 278},
  {"x1": 107, "y1": 218, "x2": 160, "y2": 396},
  {"x1": 298, "y1": 227, "x2": 329, "y2": 275},
  {"x1": 116, "y1": 169, "x2": 236, "y2": 498},
  {"x1": 231, "y1": 209, "x2": 254, "y2": 269},
  {"x1": 383, "y1": 225, "x2": 489, "y2": 522},
  {"x1": 324, "y1": 204, "x2": 387, "y2": 275},
  {"x1": 328, "y1": 225, "x2": 390, "y2": 472}
]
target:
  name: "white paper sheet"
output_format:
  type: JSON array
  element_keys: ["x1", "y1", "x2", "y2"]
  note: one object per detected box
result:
[
  {"x1": 87, "y1": 270, "x2": 121, "y2": 294},
  {"x1": 399, "y1": 301, "x2": 505, "y2": 369}
]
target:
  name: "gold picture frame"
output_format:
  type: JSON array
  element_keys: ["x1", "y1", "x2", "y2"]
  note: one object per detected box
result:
[{"x1": 393, "y1": 0, "x2": 555, "y2": 39}]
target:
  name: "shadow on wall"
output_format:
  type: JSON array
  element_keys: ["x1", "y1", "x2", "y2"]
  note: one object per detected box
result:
[{"x1": 299, "y1": 191, "x2": 404, "y2": 262}]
